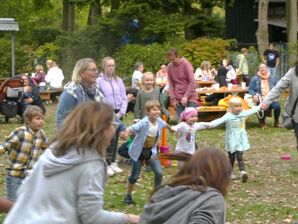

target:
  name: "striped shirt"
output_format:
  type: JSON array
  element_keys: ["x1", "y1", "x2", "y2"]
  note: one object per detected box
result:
[{"x1": 0, "y1": 126, "x2": 47, "y2": 178}]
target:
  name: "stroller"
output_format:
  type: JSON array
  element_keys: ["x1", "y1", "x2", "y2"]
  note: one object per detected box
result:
[{"x1": 0, "y1": 77, "x2": 24, "y2": 122}]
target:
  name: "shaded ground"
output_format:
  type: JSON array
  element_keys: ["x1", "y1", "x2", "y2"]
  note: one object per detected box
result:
[{"x1": 0, "y1": 103, "x2": 297, "y2": 223}]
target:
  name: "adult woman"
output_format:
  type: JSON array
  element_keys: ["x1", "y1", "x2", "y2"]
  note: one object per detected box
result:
[
  {"x1": 261, "y1": 64, "x2": 298, "y2": 151},
  {"x1": 45, "y1": 60, "x2": 64, "y2": 89},
  {"x1": 140, "y1": 147, "x2": 231, "y2": 224},
  {"x1": 194, "y1": 61, "x2": 217, "y2": 81},
  {"x1": 96, "y1": 57, "x2": 127, "y2": 176},
  {"x1": 131, "y1": 62, "x2": 144, "y2": 90},
  {"x1": 155, "y1": 64, "x2": 168, "y2": 90},
  {"x1": 18, "y1": 74, "x2": 46, "y2": 119},
  {"x1": 249, "y1": 63, "x2": 281, "y2": 128},
  {"x1": 217, "y1": 58, "x2": 237, "y2": 86},
  {"x1": 56, "y1": 58, "x2": 104, "y2": 129},
  {"x1": 4, "y1": 102, "x2": 139, "y2": 224}
]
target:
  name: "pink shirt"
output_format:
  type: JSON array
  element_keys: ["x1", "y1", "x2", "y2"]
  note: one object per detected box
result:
[{"x1": 167, "y1": 58, "x2": 197, "y2": 104}]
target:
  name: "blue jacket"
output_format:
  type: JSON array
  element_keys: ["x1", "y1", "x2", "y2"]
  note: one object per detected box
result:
[
  {"x1": 128, "y1": 116, "x2": 167, "y2": 162},
  {"x1": 249, "y1": 74, "x2": 276, "y2": 96}
]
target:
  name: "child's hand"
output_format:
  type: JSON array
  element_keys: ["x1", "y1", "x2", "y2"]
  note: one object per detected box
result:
[{"x1": 119, "y1": 131, "x2": 128, "y2": 140}]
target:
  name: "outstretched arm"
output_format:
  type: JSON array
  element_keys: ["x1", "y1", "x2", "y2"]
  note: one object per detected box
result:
[
  {"x1": 241, "y1": 105, "x2": 261, "y2": 117},
  {"x1": 209, "y1": 113, "x2": 229, "y2": 128}
]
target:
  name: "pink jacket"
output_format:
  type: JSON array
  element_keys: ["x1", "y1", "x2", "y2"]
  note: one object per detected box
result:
[{"x1": 167, "y1": 58, "x2": 197, "y2": 104}]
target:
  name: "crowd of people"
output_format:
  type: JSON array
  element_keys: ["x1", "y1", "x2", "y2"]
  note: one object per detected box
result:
[{"x1": 0, "y1": 44, "x2": 297, "y2": 224}]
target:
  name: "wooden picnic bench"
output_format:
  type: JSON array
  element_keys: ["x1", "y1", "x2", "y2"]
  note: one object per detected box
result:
[{"x1": 39, "y1": 88, "x2": 63, "y2": 102}]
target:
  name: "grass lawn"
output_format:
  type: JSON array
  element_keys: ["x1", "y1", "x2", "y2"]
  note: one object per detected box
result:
[{"x1": 0, "y1": 101, "x2": 297, "y2": 223}]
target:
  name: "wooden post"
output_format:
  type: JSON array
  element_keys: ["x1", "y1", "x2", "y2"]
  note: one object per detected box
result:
[{"x1": 11, "y1": 32, "x2": 15, "y2": 77}]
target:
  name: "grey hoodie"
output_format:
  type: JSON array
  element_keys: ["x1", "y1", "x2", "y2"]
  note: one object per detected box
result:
[
  {"x1": 4, "y1": 146, "x2": 125, "y2": 224},
  {"x1": 139, "y1": 185, "x2": 226, "y2": 224}
]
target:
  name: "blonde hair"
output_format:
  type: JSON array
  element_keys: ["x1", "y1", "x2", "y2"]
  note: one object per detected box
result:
[
  {"x1": 200, "y1": 61, "x2": 211, "y2": 71},
  {"x1": 54, "y1": 102, "x2": 114, "y2": 157},
  {"x1": 24, "y1": 106, "x2": 44, "y2": 124},
  {"x1": 71, "y1": 58, "x2": 97, "y2": 84},
  {"x1": 35, "y1": 64, "x2": 44, "y2": 72},
  {"x1": 228, "y1": 97, "x2": 242, "y2": 113},
  {"x1": 46, "y1": 60, "x2": 57, "y2": 68},
  {"x1": 102, "y1": 56, "x2": 117, "y2": 80},
  {"x1": 145, "y1": 99, "x2": 160, "y2": 114},
  {"x1": 141, "y1": 72, "x2": 156, "y2": 88}
]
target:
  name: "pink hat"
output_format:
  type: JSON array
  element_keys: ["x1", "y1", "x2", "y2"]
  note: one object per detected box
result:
[{"x1": 180, "y1": 107, "x2": 197, "y2": 122}]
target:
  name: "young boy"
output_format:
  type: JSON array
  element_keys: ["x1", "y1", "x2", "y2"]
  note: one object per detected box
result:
[
  {"x1": 124, "y1": 100, "x2": 173, "y2": 204},
  {"x1": 0, "y1": 105, "x2": 47, "y2": 201}
]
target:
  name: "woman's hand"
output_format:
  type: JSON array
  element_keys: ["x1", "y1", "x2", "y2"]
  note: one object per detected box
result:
[{"x1": 125, "y1": 214, "x2": 139, "y2": 224}]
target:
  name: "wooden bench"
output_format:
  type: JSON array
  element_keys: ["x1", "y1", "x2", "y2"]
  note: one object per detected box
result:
[
  {"x1": 197, "y1": 107, "x2": 227, "y2": 122},
  {"x1": 40, "y1": 88, "x2": 63, "y2": 102}
]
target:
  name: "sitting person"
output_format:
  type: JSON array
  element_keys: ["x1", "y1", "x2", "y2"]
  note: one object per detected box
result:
[
  {"x1": 155, "y1": 64, "x2": 168, "y2": 90},
  {"x1": 126, "y1": 87, "x2": 139, "y2": 114},
  {"x1": 249, "y1": 63, "x2": 281, "y2": 128},
  {"x1": 139, "y1": 147, "x2": 231, "y2": 224},
  {"x1": 45, "y1": 59, "x2": 64, "y2": 89},
  {"x1": 32, "y1": 64, "x2": 46, "y2": 91},
  {"x1": 195, "y1": 61, "x2": 217, "y2": 81}
]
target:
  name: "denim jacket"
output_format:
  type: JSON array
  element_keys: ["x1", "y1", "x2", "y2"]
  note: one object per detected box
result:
[
  {"x1": 249, "y1": 74, "x2": 276, "y2": 96},
  {"x1": 128, "y1": 116, "x2": 167, "y2": 162}
]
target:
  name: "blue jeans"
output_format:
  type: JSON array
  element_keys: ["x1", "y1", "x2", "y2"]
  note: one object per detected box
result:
[
  {"x1": 268, "y1": 67, "x2": 277, "y2": 80},
  {"x1": 176, "y1": 102, "x2": 197, "y2": 119},
  {"x1": 6, "y1": 173, "x2": 23, "y2": 201},
  {"x1": 128, "y1": 156, "x2": 163, "y2": 189}
]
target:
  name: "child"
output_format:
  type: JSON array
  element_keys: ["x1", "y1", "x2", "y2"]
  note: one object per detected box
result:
[
  {"x1": 172, "y1": 107, "x2": 210, "y2": 166},
  {"x1": 210, "y1": 97, "x2": 261, "y2": 182},
  {"x1": 134, "y1": 72, "x2": 170, "y2": 120},
  {"x1": 0, "y1": 106, "x2": 47, "y2": 201},
  {"x1": 124, "y1": 100, "x2": 173, "y2": 204}
]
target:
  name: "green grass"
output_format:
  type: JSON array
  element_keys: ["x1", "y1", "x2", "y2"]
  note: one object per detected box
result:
[{"x1": 0, "y1": 102, "x2": 298, "y2": 223}]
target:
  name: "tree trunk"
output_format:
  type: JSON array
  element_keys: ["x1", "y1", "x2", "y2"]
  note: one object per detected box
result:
[
  {"x1": 256, "y1": 0, "x2": 269, "y2": 59},
  {"x1": 286, "y1": 0, "x2": 297, "y2": 66},
  {"x1": 62, "y1": 0, "x2": 74, "y2": 32},
  {"x1": 111, "y1": 0, "x2": 120, "y2": 11},
  {"x1": 88, "y1": 0, "x2": 101, "y2": 25}
]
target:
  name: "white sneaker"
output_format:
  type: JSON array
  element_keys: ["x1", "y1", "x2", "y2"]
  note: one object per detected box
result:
[
  {"x1": 230, "y1": 173, "x2": 237, "y2": 180},
  {"x1": 110, "y1": 162, "x2": 123, "y2": 173},
  {"x1": 240, "y1": 171, "x2": 248, "y2": 183},
  {"x1": 107, "y1": 166, "x2": 115, "y2": 176}
]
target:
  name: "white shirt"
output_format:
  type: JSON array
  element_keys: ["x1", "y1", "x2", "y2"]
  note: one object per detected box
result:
[
  {"x1": 131, "y1": 70, "x2": 143, "y2": 89},
  {"x1": 172, "y1": 122, "x2": 210, "y2": 154},
  {"x1": 45, "y1": 67, "x2": 64, "y2": 88}
]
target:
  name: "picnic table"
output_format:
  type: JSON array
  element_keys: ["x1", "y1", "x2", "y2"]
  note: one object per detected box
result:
[
  {"x1": 39, "y1": 88, "x2": 63, "y2": 102},
  {"x1": 196, "y1": 86, "x2": 248, "y2": 95}
]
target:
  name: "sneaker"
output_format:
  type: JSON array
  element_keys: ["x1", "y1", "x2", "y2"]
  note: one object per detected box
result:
[
  {"x1": 230, "y1": 173, "x2": 237, "y2": 180},
  {"x1": 107, "y1": 166, "x2": 115, "y2": 176},
  {"x1": 110, "y1": 162, "x2": 123, "y2": 173},
  {"x1": 274, "y1": 121, "x2": 282, "y2": 128},
  {"x1": 240, "y1": 171, "x2": 248, "y2": 183},
  {"x1": 124, "y1": 194, "x2": 134, "y2": 204}
]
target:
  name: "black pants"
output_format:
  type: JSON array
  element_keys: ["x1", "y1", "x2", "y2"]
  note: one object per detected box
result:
[{"x1": 228, "y1": 151, "x2": 245, "y2": 172}]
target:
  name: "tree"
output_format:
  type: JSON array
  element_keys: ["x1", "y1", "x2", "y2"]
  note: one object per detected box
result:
[
  {"x1": 286, "y1": 0, "x2": 297, "y2": 66},
  {"x1": 62, "y1": 0, "x2": 75, "y2": 32},
  {"x1": 88, "y1": 0, "x2": 101, "y2": 25},
  {"x1": 256, "y1": 0, "x2": 269, "y2": 59}
]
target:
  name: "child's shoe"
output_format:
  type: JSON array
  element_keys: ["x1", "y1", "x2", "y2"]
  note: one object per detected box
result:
[
  {"x1": 240, "y1": 171, "x2": 248, "y2": 182},
  {"x1": 124, "y1": 194, "x2": 134, "y2": 204},
  {"x1": 107, "y1": 166, "x2": 115, "y2": 176},
  {"x1": 230, "y1": 173, "x2": 237, "y2": 180},
  {"x1": 110, "y1": 162, "x2": 123, "y2": 173}
]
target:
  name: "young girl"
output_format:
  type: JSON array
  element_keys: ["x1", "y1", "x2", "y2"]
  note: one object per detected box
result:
[
  {"x1": 210, "y1": 97, "x2": 261, "y2": 182},
  {"x1": 134, "y1": 72, "x2": 170, "y2": 120},
  {"x1": 124, "y1": 100, "x2": 173, "y2": 204},
  {"x1": 172, "y1": 107, "x2": 210, "y2": 164},
  {"x1": 4, "y1": 102, "x2": 139, "y2": 224}
]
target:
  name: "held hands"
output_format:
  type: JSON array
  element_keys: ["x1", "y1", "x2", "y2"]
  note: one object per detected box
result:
[
  {"x1": 119, "y1": 131, "x2": 129, "y2": 140},
  {"x1": 125, "y1": 214, "x2": 139, "y2": 224},
  {"x1": 260, "y1": 102, "x2": 268, "y2": 110},
  {"x1": 181, "y1": 97, "x2": 188, "y2": 106}
]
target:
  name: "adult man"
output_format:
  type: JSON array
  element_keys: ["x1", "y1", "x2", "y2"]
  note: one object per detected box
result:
[
  {"x1": 263, "y1": 43, "x2": 280, "y2": 80},
  {"x1": 249, "y1": 63, "x2": 281, "y2": 128},
  {"x1": 166, "y1": 48, "x2": 197, "y2": 118}
]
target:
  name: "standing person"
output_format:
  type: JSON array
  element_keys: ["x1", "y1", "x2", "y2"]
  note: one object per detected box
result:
[
  {"x1": 249, "y1": 63, "x2": 281, "y2": 128},
  {"x1": 263, "y1": 43, "x2": 280, "y2": 80},
  {"x1": 237, "y1": 48, "x2": 250, "y2": 86},
  {"x1": 4, "y1": 102, "x2": 139, "y2": 224},
  {"x1": 167, "y1": 48, "x2": 198, "y2": 119},
  {"x1": 96, "y1": 57, "x2": 127, "y2": 176},
  {"x1": 139, "y1": 147, "x2": 231, "y2": 224},
  {"x1": 260, "y1": 64, "x2": 298, "y2": 152},
  {"x1": 210, "y1": 97, "x2": 261, "y2": 182},
  {"x1": 131, "y1": 62, "x2": 144, "y2": 90},
  {"x1": 45, "y1": 59, "x2": 64, "y2": 89},
  {"x1": 134, "y1": 72, "x2": 170, "y2": 120},
  {"x1": 124, "y1": 100, "x2": 174, "y2": 204},
  {"x1": 172, "y1": 107, "x2": 210, "y2": 167},
  {"x1": 32, "y1": 64, "x2": 46, "y2": 91},
  {"x1": 0, "y1": 106, "x2": 47, "y2": 201},
  {"x1": 56, "y1": 58, "x2": 105, "y2": 129}
]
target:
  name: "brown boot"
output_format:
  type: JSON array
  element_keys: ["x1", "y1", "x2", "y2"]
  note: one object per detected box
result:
[
  {"x1": 274, "y1": 121, "x2": 282, "y2": 128},
  {"x1": 259, "y1": 120, "x2": 267, "y2": 128}
]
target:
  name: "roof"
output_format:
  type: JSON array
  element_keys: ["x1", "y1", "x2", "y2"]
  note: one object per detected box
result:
[
  {"x1": 0, "y1": 18, "x2": 19, "y2": 31},
  {"x1": 255, "y1": 17, "x2": 298, "y2": 29}
]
